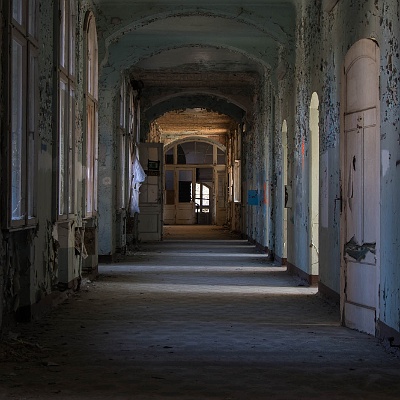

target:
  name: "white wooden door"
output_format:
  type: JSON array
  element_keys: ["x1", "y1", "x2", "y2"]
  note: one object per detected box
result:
[
  {"x1": 138, "y1": 143, "x2": 163, "y2": 241},
  {"x1": 176, "y1": 168, "x2": 196, "y2": 224},
  {"x1": 216, "y1": 169, "x2": 227, "y2": 225},
  {"x1": 341, "y1": 39, "x2": 380, "y2": 335},
  {"x1": 163, "y1": 168, "x2": 176, "y2": 224}
]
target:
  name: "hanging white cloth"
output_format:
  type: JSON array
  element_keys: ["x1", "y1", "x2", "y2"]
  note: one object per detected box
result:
[{"x1": 128, "y1": 153, "x2": 146, "y2": 214}]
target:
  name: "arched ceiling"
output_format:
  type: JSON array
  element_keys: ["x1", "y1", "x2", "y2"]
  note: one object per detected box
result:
[{"x1": 92, "y1": 0, "x2": 298, "y2": 138}]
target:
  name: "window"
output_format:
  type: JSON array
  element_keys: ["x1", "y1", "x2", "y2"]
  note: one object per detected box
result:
[
  {"x1": 9, "y1": 0, "x2": 39, "y2": 227},
  {"x1": 85, "y1": 12, "x2": 98, "y2": 216},
  {"x1": 195, "y1": 183, "x2": 210, "y2": 213},
  {"x1": 117, "y1": 79, "x2": 127, "y2": 209},
  {"x1": 233, "y1": 160, "x2": 241, "y2": 203},
  {"x1": 119, "y1": 80, "x2": 126, "y2": 129},
  {"x1": 58, "y1": 0, "x2": 76, "y2": 218}
]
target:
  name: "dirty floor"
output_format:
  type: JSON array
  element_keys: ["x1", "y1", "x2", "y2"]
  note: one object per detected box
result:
[{"x1": 1, "y1": 225, "x2": 400, "y2": 399}]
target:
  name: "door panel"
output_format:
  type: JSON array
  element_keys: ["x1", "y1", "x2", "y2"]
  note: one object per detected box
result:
[
  {"x1": 342, "y1": 39, "x2": 380, "y2": 336},
  {"x1": 176, "y1": 169, "x2": 195, "y2": 224},
  {"x1": 138, "y1": 143, "x2": 163, "y2": 241},
  {"x1": 216, "y1": 170, "x2": 227, "y2": 226}
]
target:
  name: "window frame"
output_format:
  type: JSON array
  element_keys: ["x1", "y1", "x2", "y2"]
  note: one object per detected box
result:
[
  {"x1": 5, "y1": 0, "x2": 39, "y2": 229},
  {"x1": 84, "y1": 11, "x2": 98, "y2": 218},
  {"x1": 56, "y1": 0, "x2": 76, "y2": 221}
]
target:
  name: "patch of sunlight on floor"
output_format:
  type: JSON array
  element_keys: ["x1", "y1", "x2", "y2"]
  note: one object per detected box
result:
[{"x1": 112, "y1": 282, "x2": 318, "y2": 295}]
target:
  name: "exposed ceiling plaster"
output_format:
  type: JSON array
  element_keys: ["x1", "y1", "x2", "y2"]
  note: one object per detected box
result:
[
  {"x1": 155, "y1": 109, "x2": 235, "y2": 139},
  {"x1": 92, "y1": 0, "x2": 297, "y2": 141}
]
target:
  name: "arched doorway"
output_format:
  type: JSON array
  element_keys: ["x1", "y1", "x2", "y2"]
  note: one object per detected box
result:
[
  {"x1": 309, "y1": 93, "x2": 320, "y2": 280},
  {"x1": 282, "y1": 120, "x2": 288, "y2": 263},
  {"x1": 341, "y1": 39, "x2": 380, "y2": 335},
  {"x1": 163, "y1": 138, "x2": 227, "y2": 226}
]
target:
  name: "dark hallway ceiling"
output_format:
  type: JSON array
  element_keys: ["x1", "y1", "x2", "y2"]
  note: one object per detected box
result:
[{"x1": 92, "y1": 0, "x2": 297, "y2": 138}]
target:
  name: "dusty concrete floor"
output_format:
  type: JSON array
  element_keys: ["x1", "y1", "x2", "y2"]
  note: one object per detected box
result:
[{"x1": 1, "y1": 225, "x2": 400, "y2": 399}]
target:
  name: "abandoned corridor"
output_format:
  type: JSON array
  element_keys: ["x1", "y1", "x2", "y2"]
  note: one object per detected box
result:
[{"x1": 1, "y1": 226, "x2": 399, "y2": 399}]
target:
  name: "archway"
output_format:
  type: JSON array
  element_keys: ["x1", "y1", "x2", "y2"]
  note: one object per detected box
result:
[
  {"x1": 341, "y1": 39, "x2": 380, "y2": 335},
  {"x1": 163, "y1": 138, "x2": 227, "y2": 226},
  {"x1": 282, "y1": 120, "x2": 288, "y2": 263},
  {"x1": 309, "y1": 93, "x2": 320, "y2": 279}
]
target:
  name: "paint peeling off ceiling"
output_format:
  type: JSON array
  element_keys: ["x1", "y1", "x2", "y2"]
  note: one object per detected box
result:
[{"x1": 154, "y1": 109, "x2": 236, "y2": 140}]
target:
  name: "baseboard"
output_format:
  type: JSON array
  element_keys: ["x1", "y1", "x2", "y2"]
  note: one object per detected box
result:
[
  {"x1": 246, "y1": 237, "x2": 275, "y2": 260},
  {"x1": 83, "y1": 265, "x2": 99, "y2": 281},
  {"x1": 274, "y1": 254, "x2": 287, "y2": 266},
  {"x1": 377, "y1": 320, "x2": 400, "y2": 347},
  {"x1": 287, "y1": 261, "x2": 318, "y2": 286},
  {"x1": 99, "y1": 253, "x2": 117, "y2": 263},
  {"x1": 318, "y1": 281, "x2": 340, "y2": 304},
  {"x1": 16, "y1": 290, "x2": 69, "y2": 323}
]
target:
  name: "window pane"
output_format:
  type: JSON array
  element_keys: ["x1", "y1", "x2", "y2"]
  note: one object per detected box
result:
[
  {"x1": 59, "y1": 79, "x2": 67, "y2": 215},
  {"x1": 234, "y1": 160, "x2": 241, "y2": 202},
  {"x1": 165, "y1": 148, "x2": 173, "y2": 164},
  {"x1": 28, "y1": 0, "x2": 38, "y2": 38},
  {"x1": 60, "y1": 0, "x2": 67, "y2": 68},
  {"x1": 177, "y1": 142, "x2": 214, "y2": 164},
  {"x1": 86, "y1": 102, "x2": 94, "y2": 214},
  {"x1": 94, "y1": 108, "x2": 98, "y2": 211},
  {"x1": 87, "y1": 17, "x2": 98, "y2": 98},
  {"x1": 217, "y1": 148, "x2": 226, "y2": 164},
  {"x1": 12, "y1": 0, "x2": 23, "y2": 25},
  {"x1": 11, "y1": 39, "x2": 24, "y2": 220},
  {"x1": 119, "y1": 133, "x2": 126, "y2": 208},
  {"x1": 69, "y1": 0, "x2": 76, "y2": 76},
  {"x1": 119, "y1": 82, "x2": 125, "y2": 128},
  {"x1": 195, "y1": 142, "x2": 213, "y2": 164},
  {"x1": 68, "y1": 87, "x2": 75, "y2": 214},
  {"x1": 28, "y1": 49, "x2": 38, "y2": 219}
]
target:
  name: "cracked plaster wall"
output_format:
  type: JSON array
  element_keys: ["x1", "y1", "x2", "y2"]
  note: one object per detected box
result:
[
  {"x1": 287, "y1": 0, "x2": 400, "y2": 333},
  {"x1": 243, "y1": 69, "x2": 275, "y2": 252},
  {"x1": 0, "y1": 0, "x2": 3, "y2": 330},
  {"x1": 376, "y1": 0, "x2": 400, "y2": 333},
  {"x1": 315, "y1": 0, "x2": 400, "y2": 333}
]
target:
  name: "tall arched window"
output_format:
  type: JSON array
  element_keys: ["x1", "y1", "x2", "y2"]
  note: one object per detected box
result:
[
  {"x1": 309, "y1": 93, "x2": 319, "y2": 276},
  {"x1": 57, "y1": 0, "x2": 76, "y2": 219},
  {"x1": 85, "y1": 12, "x2": 98, "y2": 217},
  {"x1": 8, "y1": 0, "x2": 39, "y2": 227}
]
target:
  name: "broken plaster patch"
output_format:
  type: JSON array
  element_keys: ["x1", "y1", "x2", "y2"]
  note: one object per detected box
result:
[
  {"x1": 344, "y1": 235, "x2": 376, "y2": 262},
  {"x1": 382, "y1": 149, "x2": 390, "y2": 177}
]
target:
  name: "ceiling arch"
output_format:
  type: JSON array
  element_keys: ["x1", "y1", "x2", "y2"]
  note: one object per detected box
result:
[
  {"x1": 164, "y1": 135, "x2": 227, "y2": 153},
  {"x1": 98, "y1": 11, "x2": 294, "y2": 88},
  {"x1": 145, "y1": 95, "x2": 245, "y2": 124}
]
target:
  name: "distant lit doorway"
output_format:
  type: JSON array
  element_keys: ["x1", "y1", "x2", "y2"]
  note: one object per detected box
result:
[
  {"x1": 163, "y1": 138, "x2": 226, "y2": 225},
  {"x1": 195, "y1": 182, "x2": 211, "y2": 225}
]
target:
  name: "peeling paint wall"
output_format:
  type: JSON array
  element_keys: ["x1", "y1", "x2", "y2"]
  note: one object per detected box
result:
[
  {"x1": 0, "y1": 0, "x2": 4, "y2": 330},
  {"x1": 376, "y1": 0, "x2": 400, "y2": 334},
  {"x1": 243, "y1": 69, "x2": 276, "y2": 253},
  {"x1": 286, "y1": 0, "x2": 400, "y2": 335}
]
